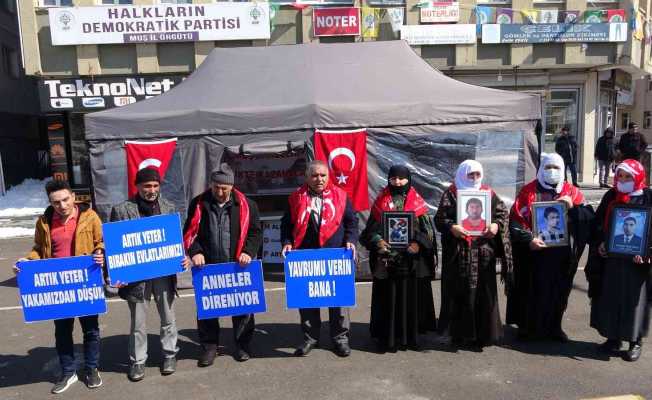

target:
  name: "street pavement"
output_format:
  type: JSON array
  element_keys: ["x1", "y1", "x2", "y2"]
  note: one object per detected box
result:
[{"x1": 0, "y1": 235, "x2": 651, "y2": 400}]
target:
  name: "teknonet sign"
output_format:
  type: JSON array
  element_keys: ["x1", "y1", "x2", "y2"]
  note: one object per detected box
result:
[{"x1": 313, "y1": 7, "x2": 360, "y2": 36}]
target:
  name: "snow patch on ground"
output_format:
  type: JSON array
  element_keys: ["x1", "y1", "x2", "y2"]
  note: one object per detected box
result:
[
  {"x1": 0, "y1": 227, "x2": 34, "y2": 239},
  {"x1": 0, "y1": 178, "x2": 49, "y2": 218}
]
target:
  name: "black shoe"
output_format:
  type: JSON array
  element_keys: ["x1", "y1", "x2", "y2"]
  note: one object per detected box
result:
[
  {"x1": 598, "y1": 339, "x2": 621, "y2": 353},
  {"x1": 128, "y1": 363, "x2": 145, "y2": 382},
  {"x1": 624, "y1": 342, "x2": 642, "y2": 362},
  {"x1": 198, "y1": 346, "x2": 217, "y2": 367},
  {"x1": 333, "y1": 342, "x2": 351, "y2": 357},
  {"x1": 85, "y1": 368, "x2": 102, "y2": 389},
  {"x1": 51, "y1": 373, "x2": 78, "y2": 394},
  {"x1": 294, "y1": 341, "x2": 318, "y2": 357},
  {"x1": 234, "y1": 345, "x2": 251, "y2": 362},
  {"x1": 552, "y1": 330, "x2": 569, "y2": 343},
  {"x1": 161, "y1": 357, "x2": 176, "y2": 375}
]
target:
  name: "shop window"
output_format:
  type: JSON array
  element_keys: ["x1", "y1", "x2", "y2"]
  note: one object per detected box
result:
[
  {"x1": 645, "y1": 111, "x2": 652, "y2": 129},
  {"x1": 621, "y1": 112, "x2": 631, "y2": 130},
  {"x1": 39, "y1": 0, "x2": 72, "y2": 7},
  {"x1": 544, "y1": 88, "x2": 580, "y2": 153},
  {"x1": 1, "y1": 47, "x2": 19, "y2": 79},
  {"x1": 68, "y1": 114, "x2": 92, "y2": 187},
  {"x1": 1, "y1": 0, "x2": 16, "y2": 14}
]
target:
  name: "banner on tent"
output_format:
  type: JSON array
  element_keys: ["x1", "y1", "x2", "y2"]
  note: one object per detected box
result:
[
  {"x1": 17, "y1": 256, "x2": 107, "y2": 323},
  {"x1": 284, "y1": 248, "x2": 355, "y2": 309},
  {"x1": 103, "y1": 214, "x2": 185, "y2": 285},
  {"x1": 192, "y1": 261, "x2": 266, "y2": 319},
  {"x1": 49, "y1": 3, "x2": 271, "y2": 45}
]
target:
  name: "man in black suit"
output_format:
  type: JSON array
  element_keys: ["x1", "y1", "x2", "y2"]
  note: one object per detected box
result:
[{"x1": 614, "y1": 217, "x2": 643, "y2": 250}]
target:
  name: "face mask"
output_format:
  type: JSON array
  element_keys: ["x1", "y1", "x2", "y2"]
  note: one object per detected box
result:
[
  {"x1": 543, "y1": 169, "x2": 561, "y2": 185},
  {"x1": 617, "y1": 181, "x2": 635, "y2": 194}
]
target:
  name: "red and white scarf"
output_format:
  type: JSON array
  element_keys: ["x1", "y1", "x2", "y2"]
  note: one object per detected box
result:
[
  {"x1": 288, "y1": 183, "x2": 347, "y2": 248},
  {"x1": 370, "y1": 186, "x2": 428, "y2": 221},
  {"x1": 183, "y1": 189, "x2": 250, "y2": 258}
]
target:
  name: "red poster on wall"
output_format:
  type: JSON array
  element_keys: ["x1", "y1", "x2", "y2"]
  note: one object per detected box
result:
[{"x1": 313, "y1": 7, "x2": 361, "y2": 37}]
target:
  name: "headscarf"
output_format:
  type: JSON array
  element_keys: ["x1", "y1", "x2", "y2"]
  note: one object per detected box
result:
[
  {"x1": 604, "y1": 159, "x2": 647, "y2": 228},
  {"x1": 388, "y1": 164, "x2": 411, "y2": 196},
  {"x1": 454, "y1": 160, "x2": 483, "y2": 191},
  {"x1": 537, "y1": 153, "x2": 565, "y2": 194}
]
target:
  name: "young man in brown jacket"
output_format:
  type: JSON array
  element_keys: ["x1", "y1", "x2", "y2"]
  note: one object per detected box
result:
[{"x1": 14, "y1": 180, "x2": 105, "y2": 394}]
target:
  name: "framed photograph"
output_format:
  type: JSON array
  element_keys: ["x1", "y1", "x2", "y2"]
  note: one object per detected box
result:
[
  {"x1": 457, "y1": 190, "x2": 491, "y2": 237},
  {"x1": 607, "y1": 205, "x2": 652, "y2": 258},
  {"x1": 382, "y1": 211, "x2": 415, "y2": 249},
  {"x1": 531, "y1": 201, "x2": 569, "y2": 247}
]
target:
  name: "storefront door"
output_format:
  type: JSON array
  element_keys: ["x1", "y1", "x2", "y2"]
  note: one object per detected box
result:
[{"x1": 543, "y1": 87, "x2": 582, "y2": 154}]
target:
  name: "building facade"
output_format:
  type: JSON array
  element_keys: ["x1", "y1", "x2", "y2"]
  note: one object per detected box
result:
[
  {"x1": 0, "y1": 0, "x2": 40, "y2": 191},
  {"x1": 16, "y1": 0, "x2": 652, "y2": 192}
]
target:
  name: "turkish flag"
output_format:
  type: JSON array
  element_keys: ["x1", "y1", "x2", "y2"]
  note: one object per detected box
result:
[
  {"x1": 314, "y1": 129, "x2": 369, "y2": 211},
  {"x1": 125, "y1": 138, "x2": 177, "y2": 198}
]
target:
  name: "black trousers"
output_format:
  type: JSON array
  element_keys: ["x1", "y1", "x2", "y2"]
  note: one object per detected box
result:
[
  {"x1": 197, "y1": 314, "x2": 255, "y2": 350},
  {"x1": 299, "y1": 307, "x2": 350, "y2": 344}
]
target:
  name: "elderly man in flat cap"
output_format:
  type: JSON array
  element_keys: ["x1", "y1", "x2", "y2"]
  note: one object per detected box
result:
[
  {"x1": 183, "y1": 163, "x2": 262, "y2": 366},
  {"x1": 110, "y1": 167, "x2": 190, "y2": 382}
]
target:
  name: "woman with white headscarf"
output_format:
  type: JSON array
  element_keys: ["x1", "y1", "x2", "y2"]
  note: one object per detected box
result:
[
  {"x1": 507, "y1": 153, "x2": 593, "y2": 342},
  {"x1": 435, "y1": 160, "x2": 513, "y2": 350},
  {"x1": 586, "y1": 159, "x2": 652, "y2": 362}
]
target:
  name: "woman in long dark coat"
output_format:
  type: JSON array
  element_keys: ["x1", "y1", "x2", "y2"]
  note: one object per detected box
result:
[
  {"x1": 435, "y1": 160, "x2": 513, "y2": 350},
  {"x1": 507, "y1": 153, "x2": 594, "y2": 341},
  {"x1": 360, "y1": 165, "x2": 437, "y2": 352},
  {"x1": 586, "y1": 159, "x2": 652, "y2": 362}
]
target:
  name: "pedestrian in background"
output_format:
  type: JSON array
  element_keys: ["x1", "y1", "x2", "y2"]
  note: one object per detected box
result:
[
  {"x1": 14, "y1": 180, "x2": 105, "y2": 394},
  {"x1": 595, "y1": 128, "x2": 616, "y2": 188},
  {"x1": 617, "y1": 122, "x2": 648, "y2": 161},
  {"x1": 555, "y1": 126, "x2": 579, "y2": 187}
]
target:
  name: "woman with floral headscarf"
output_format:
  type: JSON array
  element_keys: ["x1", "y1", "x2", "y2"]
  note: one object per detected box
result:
[
  {"x1": 507, "y1": 153, "x2": 594, "y2": 342},
  {"x1": 435, "y1": 160, "x2": 513, "y2": 350},
  {"x1": 586, "y1": 159, "x2": 652, "y2": 362},
  {"x1": 360, "y1": 165, "x2": 437, "y2": 352}
]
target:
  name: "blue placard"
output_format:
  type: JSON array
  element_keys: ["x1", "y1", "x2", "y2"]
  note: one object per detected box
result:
[
  {"x1": 191, "y1": 260, "x2": 267, "y2": 319},
  {"x1": 284, "y1": 248, "x2": 355, "y2": 309},
  {"x1": 17, "y1": 255, "x2": 107, "y2": 323},
  {"x1": 103, "y1": 213, "x2": 184, "y2": 285}
]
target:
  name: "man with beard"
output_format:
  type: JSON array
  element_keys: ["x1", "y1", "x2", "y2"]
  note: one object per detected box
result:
[
  {"x1": 281, "y1": 160, "x2": 358, "y2": 357},
  {"x1": 110, "y1": 168, "x2": 190, "y2": 382}
]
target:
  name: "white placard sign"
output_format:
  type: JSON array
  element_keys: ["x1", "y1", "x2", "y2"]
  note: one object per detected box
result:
[
  {"x1": 400, "y1": 24, "x2": 476, "y2": 45},
  {"x1": 49, "y1": 3, "x2": 271, "y2": 45},
  {"x1": 262, "y1": 217, "x2": 282, "y2": 264}
]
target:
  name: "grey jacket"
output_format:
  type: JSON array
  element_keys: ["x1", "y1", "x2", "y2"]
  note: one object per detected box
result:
[{"x1": 110, "y1": 196, "x2": 180, "y2": 303}]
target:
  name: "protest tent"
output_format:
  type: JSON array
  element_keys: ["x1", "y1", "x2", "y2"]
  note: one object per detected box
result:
[{"x1": 85, "y1": 40, "x2": 541, "y2": 222}]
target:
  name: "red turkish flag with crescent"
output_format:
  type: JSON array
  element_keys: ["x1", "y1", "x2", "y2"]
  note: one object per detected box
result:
[
  {"x1": 125, "y1": 138, "x2": 177, "y2": 198},
  {"x1": 314, "y1": 129, "x2": 369, "y2": 211}
]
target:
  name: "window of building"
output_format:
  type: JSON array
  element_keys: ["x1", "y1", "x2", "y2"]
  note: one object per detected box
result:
[
  {"x1": 1, "y1": 0, "x2": 16, "y2": 14},
  {"x1": 39, "y1": 0, "x2": 73, "y2": 7},
  {"x1": 67, "y1": 114, "x2": 92, "y2": 187},
  {"x1": 544, "y1": 88, "x2": 580, "y2": 153},
  {"x1": 100, "y1": 0, "x2": 133, "y2": 4},
  {"x1": 621, "y1": 112, "x2": 631, "y2": 130},
  {"x1": 645, "y1": 111, "x2": 652, "y2": 129},
  {"x1": 1, "y1": 47, "x2": 19, "y2": 79}
]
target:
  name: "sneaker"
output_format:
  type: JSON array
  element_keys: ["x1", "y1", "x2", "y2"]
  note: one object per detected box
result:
[
  {"x1": 128, "y1": 363, "x2": 145, "y2": 382},
  {"x1": 85, "y1": 368, "x2": 102, "y2": 389},
  {"x1": 51, "y1": 373, "x2": 78, "y2": 394}
]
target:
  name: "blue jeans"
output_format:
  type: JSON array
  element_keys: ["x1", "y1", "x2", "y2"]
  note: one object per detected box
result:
[{"x1": 54, "y1": 315, "x2": 100, "y2": 375}]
